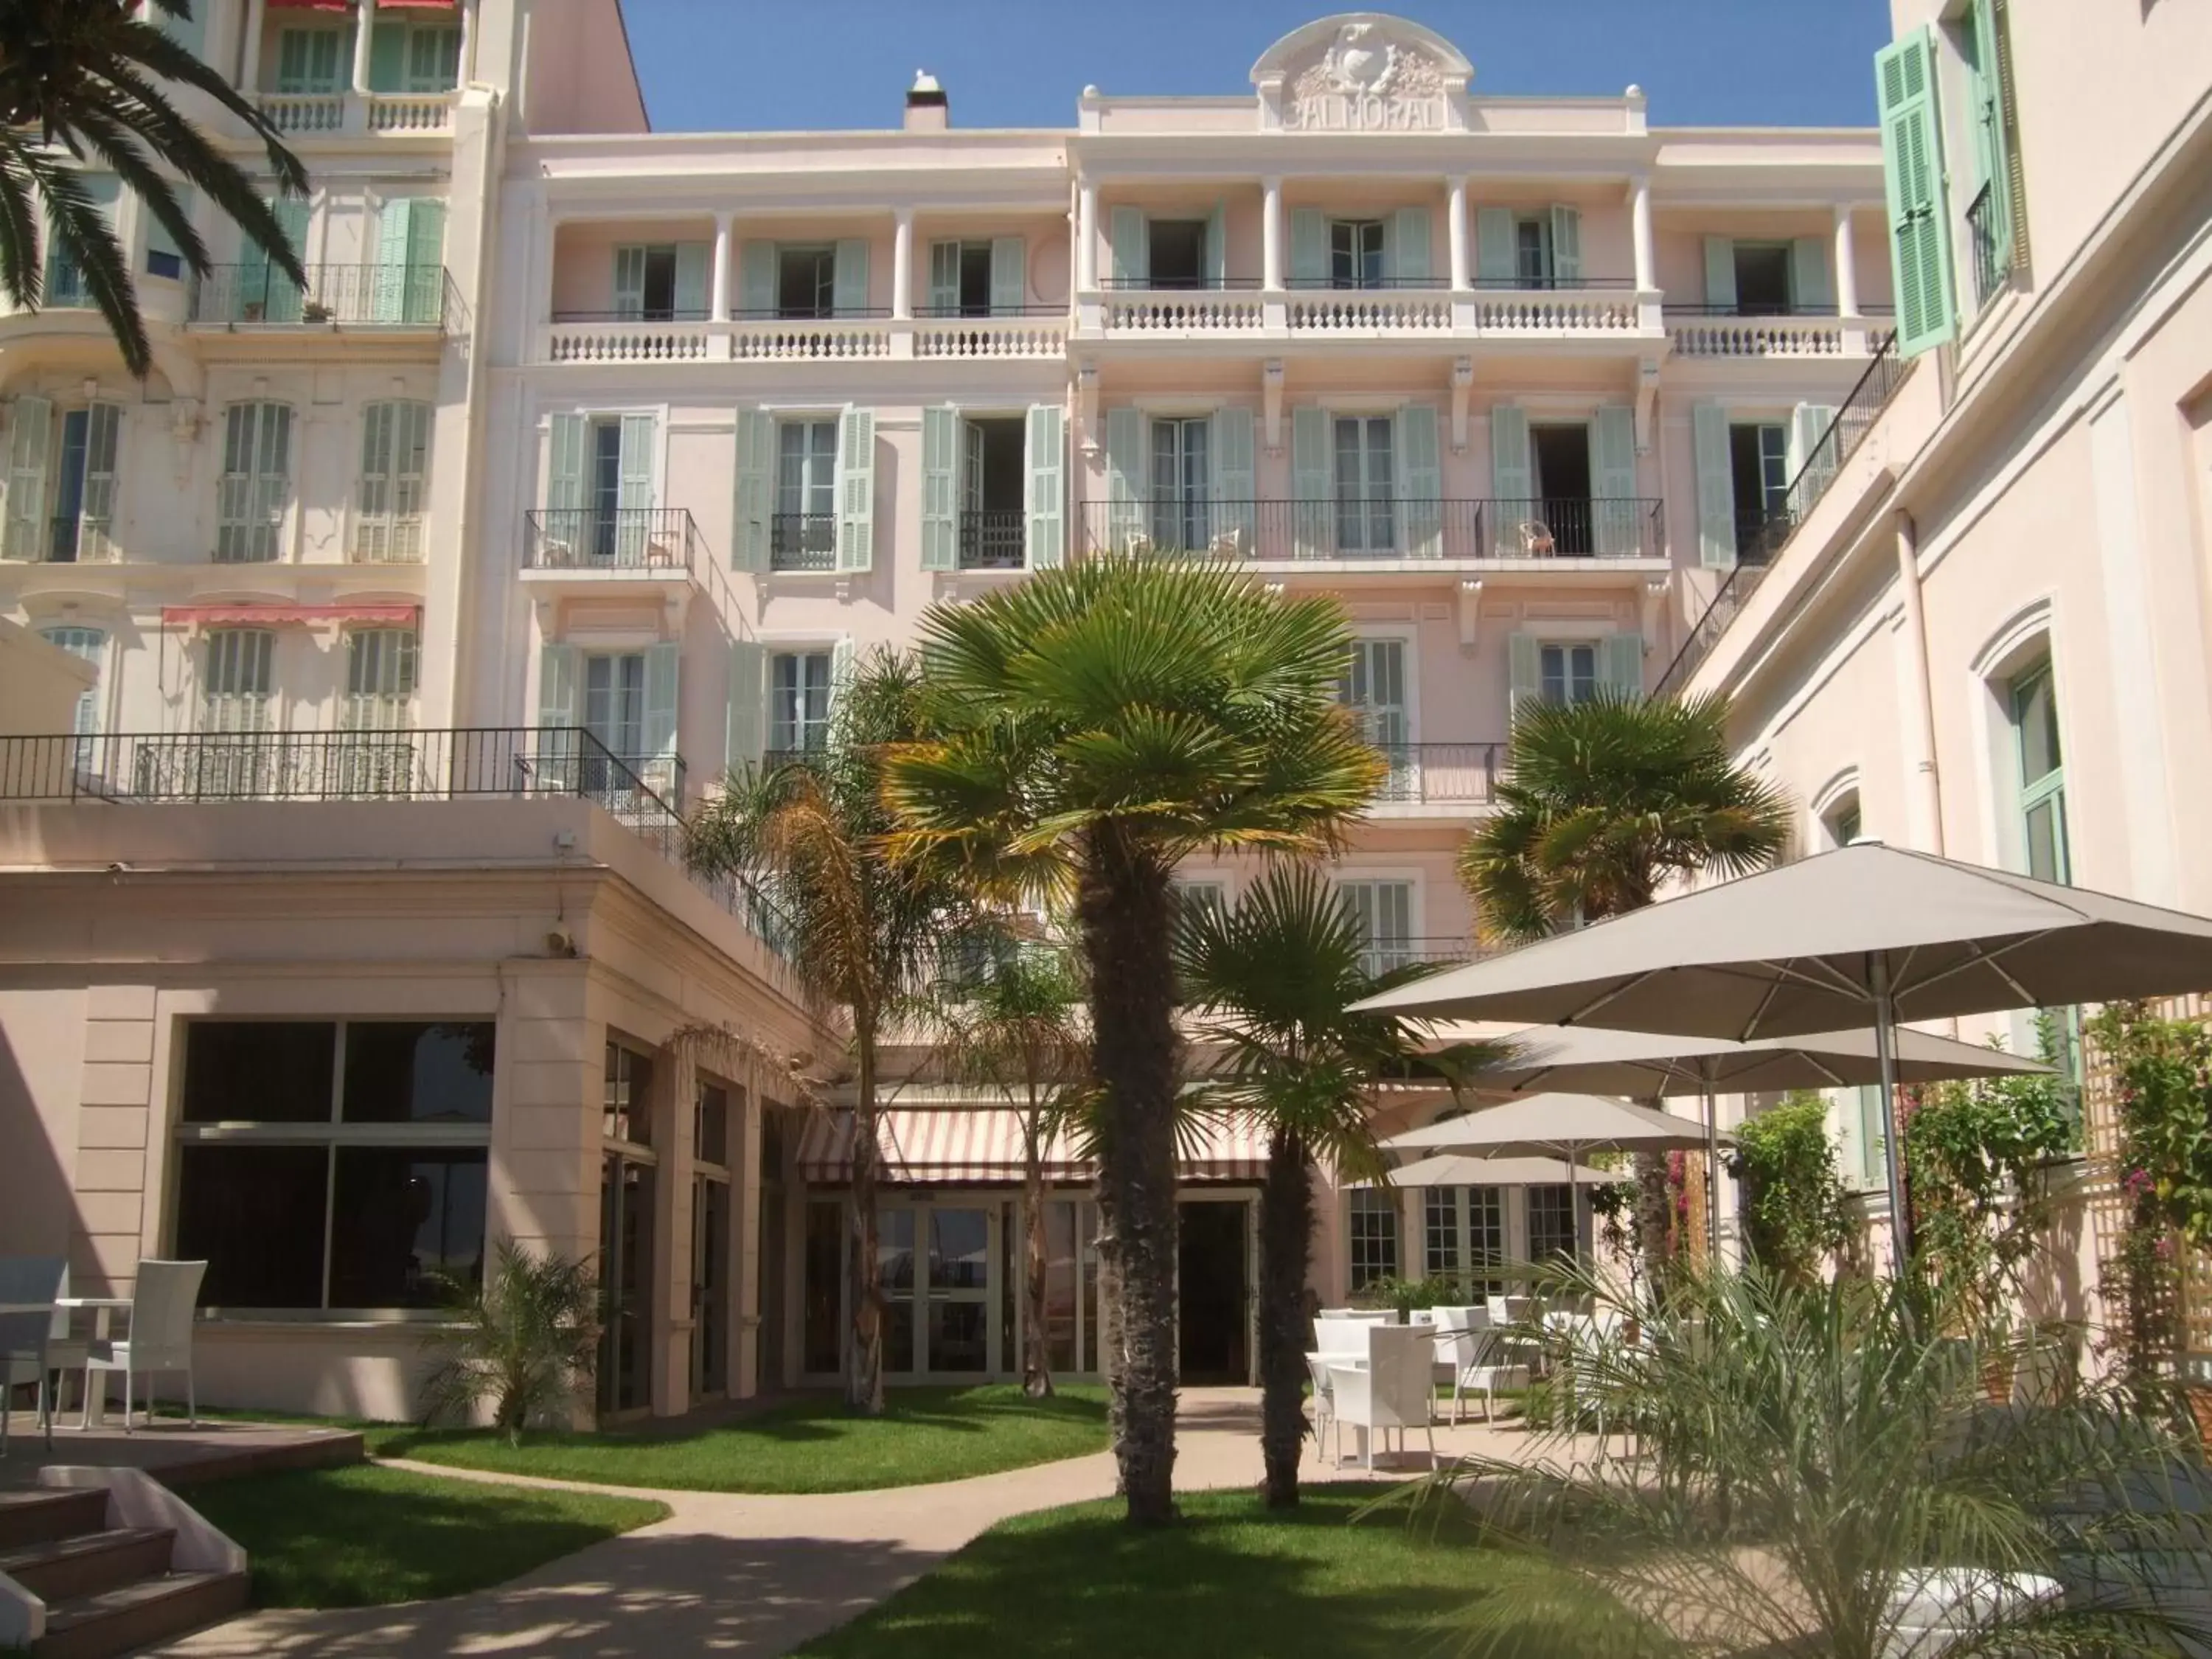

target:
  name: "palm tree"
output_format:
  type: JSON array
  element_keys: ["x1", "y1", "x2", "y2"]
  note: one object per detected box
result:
[
  {"x1": 917, "y1": 939, "x2": 1091, "y2": 1398},
  {"x1": 882, "y1": 555, "x2": 1383, "y2": 1525},
  {"x1": 1461, "y1": 691, "x2": 1790, "y2": 1276},
  {"x1": 2, "y1": 0, "x2": 308, "y2": 378},
  {"x1": 686, "y1": 649, "x2": 980, "y2": 1416},
  {"x1": 1175, "y1": 864, "x2": 1500, "y2": 1509}
]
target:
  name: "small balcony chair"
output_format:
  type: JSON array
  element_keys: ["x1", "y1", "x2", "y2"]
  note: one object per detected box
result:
[
  {"x1": 0, "y1": 1256, "x2": 66, "y2": 1453},
  {"x1": 81, "y1": 1259, "x2": 206, "y2": 1433}
]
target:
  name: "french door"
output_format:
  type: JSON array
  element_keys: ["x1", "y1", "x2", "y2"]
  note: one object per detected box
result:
[
  {"x1": 1333, "y1": 417, "x2": 1396, "y2": 554},
  {"x1": 1148, "y1": 417, "x2": 1211, "y2": 552}
]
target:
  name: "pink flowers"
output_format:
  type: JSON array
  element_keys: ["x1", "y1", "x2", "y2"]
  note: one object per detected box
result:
[{"x1": 2121, "y1": 1167, "x2": 2154, "y2": 1197}]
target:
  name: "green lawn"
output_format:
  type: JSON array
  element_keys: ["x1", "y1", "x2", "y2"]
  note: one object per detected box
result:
[
  {"x1": 793, "y1": 1484, "x2": 1537, "y2": 1658},
  {"x1": 184, "y1": 1463, "x2": 667, "y2": 1608},
  {"x1": 364, "y1": 1385, "x2": 1111, "y2": 1494}
]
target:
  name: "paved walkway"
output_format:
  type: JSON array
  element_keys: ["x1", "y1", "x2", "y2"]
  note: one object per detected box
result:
[{"x1": 145, "y1": 1391, "x2": 1550, "y2": 1658}]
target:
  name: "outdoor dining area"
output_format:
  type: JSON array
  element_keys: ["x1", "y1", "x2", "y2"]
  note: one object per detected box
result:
[{"x1": 0, "y1": 1257, "x2": 206, "y2": 1455}]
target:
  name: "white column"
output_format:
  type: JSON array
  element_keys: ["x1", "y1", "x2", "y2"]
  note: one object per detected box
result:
[
  {"x1": 1076, "y1": 179, "x2": 1098, "y2": 291},
  {"x1": 1447, "y1": 175, "x2": 1470, "y2": 290},
  {"x1": 239, "y1": 0, "x2": 266, "y2": 93},
  {"x1": 351, "y1": 0, "x2": 377, "y2": 96},
  {"x1": 456, "y1": 0, "x2": 475, "y2": 87},
  {"x1": 709, "y1": 212, "x2": 732, "y2": 322},
  {"x1": 1261, "y1": 176, "x2": 1284, "y2": 291},
  {"x1": 891, "y1": 206, "x2": 914, "y2": 321},
  {"x1": 1630, "y1": 174, "x2": 1656, "y2": 293},
  {"x1": 1833, "y1": 204, "x2": 1861, "y2": 318}
]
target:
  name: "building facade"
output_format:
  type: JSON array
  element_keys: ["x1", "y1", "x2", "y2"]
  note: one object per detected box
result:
[
  {"x1": 1, "y1": 7, "x2": 1897, "y2": 1412},
  {"x1": 1677, "y1": 0, "x2": 2212, "y2": 1312}
]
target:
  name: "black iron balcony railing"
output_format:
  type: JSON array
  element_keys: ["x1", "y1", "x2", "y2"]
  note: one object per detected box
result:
[
  {"x1": 1369, "y1": 742, "x2": 1505, "y2": 807},
  {"x1": 190, "y1": 263, "x2": 453, "y2": 329},
  {"x1": 1358, "y1": 937, "x2": 1480, "y2": 977},
  {"x1": 731, "y1": 306, "x2": 894, "y2": 321},
  {"x1": 1665, "y1": 302, "x2": 1843, "y2": 319},
  {"x1": 769, "y1": 512, "x2": 838, "y2": 571},
  {"x1": 551, "y1": 307, "x2": 712, "y2": 324},
  {"x1": 524, "y1": 508, "x2": 698, "y2": 573},
  {"x1": 1655, "y1": 330, "x2": 1905, "y2": 699},
  {"x1": 914, "y1": 302, "x2": 1068, "y2": 319},
  {"x1": 1097, "y1": 275, "x2": 1267, "y2": 291},
  {"x1": 1471, "y1": 275, "x2": 1638, "y2": 291},
  {"x1": 1966, "y1": 181, "x2": 2011, "y2": 313},
  {"x1": 1284, "y1": 275, "x2": 1453, "y2": 291},
  {"x1": 1081, "y1": 498, "x2": 1663, "y2": 563},
  {"x1": 959, "y1": 509, "x2": 1026, "y2": 570}
]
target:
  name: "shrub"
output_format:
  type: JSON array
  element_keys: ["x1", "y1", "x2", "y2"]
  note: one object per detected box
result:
[
  {"x1": 1725, "y1": 1091, "x2": 1853, "y2": 1284},
  {"x1": 418, "y1": 1241, "x2": 600, "y2": 1445}
]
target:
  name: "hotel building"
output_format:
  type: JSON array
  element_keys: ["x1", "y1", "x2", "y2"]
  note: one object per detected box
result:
[{"x1": 0, "y1": 6, "x2": 1907, "y2": 1413}]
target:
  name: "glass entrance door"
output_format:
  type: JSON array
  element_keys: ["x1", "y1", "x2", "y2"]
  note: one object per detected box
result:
[
  {"x1": 878, "y1": 1203, "x2": 997, "y2": 1377},
  {"x1": 597, "y1": 1153, "x2": 655, "y2": 1415},
  {"x1": 692, "y1": 1173, "x2": 729, "y2": 1398}
]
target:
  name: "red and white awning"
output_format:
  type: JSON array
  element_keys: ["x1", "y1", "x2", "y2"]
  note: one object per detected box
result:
[
  {"x1": 794, "y1": 1108, "x2": 1270, "y2": 1186},
  {"x1": 161, "y1": 604, "x2": 420, "y2": 628}
]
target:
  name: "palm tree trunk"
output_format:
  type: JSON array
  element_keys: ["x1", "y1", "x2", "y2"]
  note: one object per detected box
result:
[
  {"x1": 1635, "y1": 1151, "x2": 1673, "y2": 1292},
  {"x1": 848, "y1": 1016, "x2": 886, "y2": 1416},
  {"x1": 1077, "y1": 825, "x2": 1180, "y2": 1526},
  {"x1": 1023, "y1": 1122, "x2": 1054, "y2": 1398},
  {"x1": 1258, "y1": 1128, "x2": 1313, "y2": 1509}
]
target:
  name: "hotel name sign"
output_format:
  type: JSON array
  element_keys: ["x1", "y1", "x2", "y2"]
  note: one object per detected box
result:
[{"x1": 1283, "y1": 23, "x2": 1453, "y2": 133}]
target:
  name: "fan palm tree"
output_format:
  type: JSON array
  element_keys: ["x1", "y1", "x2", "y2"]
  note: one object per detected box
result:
[
  {"x1": 1175, "y1": 864, "x2": 1501, "y2": 1509},
  {"x1": 686, "y1": 649, "x2": 981, "y2": 1416},
  {"x1": 2, "y1": 0, "x2": 308, "y2": 377},
  {"x1": 882, "y1": 555, "x2": 1383, "y2": 1526},
  {"x1": 1461, "y1": 691, "x2": 1790, "y2": 1276},
  {"x1": 915, "y1": 939, "x2": 1091, "y2": 1398}
]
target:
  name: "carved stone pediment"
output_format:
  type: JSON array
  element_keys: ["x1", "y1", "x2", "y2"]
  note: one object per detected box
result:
[{"x1": 1251, "y1": 13, "x2": 1472, "y2": 133}]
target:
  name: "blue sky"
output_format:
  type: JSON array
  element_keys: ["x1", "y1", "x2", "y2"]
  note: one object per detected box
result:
[{"x1": 619, "y1": 1, "x2": 1895, "y2": 133}]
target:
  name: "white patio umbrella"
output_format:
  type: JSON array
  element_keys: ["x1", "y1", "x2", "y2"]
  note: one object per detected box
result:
[
  {"x1": 1356, "y1": 843, "x2": 2212, "y2": 1260},
  {"x1": 1351, "y1": 1153, "x2": 1590, "y2": 1189},
  {"x1": 1455, "y1": 1023, "x2": 2053, "y2": 1253}
]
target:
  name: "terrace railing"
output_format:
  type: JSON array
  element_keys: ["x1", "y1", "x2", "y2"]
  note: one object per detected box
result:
[
  {"x1": 524, "y1": 508, "x2": 698, "y2": 573},
  {"x1": 1081, "y1": 498, "x2": 1663, "y2": 563},
  {"x1": 1655, "y1": 331, "x2": 1905, "y2": 698},
  {"x1": 190, "y1": 263, "x2": 453, "y2": 330}
]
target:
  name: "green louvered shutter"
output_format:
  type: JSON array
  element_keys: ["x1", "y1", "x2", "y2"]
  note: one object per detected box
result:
[
  {"x1": 1203, "y1": 202, "x2": 1225, "y2": 288},
  {"x1": 1489, "y1": 403, "x2": 1531, "y2": 554},
  {"x1": 1703, "y1": 237, "x2": 1737, "y2": 310},
  {"x1": 731, "y1": 409, "x2": 772, "y2": 573},
  {"x1": 1290, "y1": 406, "x2": 1330, "y2": 559},
  {"x1": 368, "y1": 21, "x2": 407, "y2": 93},
  {"x1": 1109, "y1": 206, "x2": 1146, "y2": 285},
  {"x1": 1102, "y1": 407, "x2": 1144, "y2": 550},
  {"x1": 1590, "y1": 405, "x2": 1638, "y2": 556},
  {"x1": 725, "y1": 640, "x2": 765, "y2": 774},
  {"x1": 1290, "y1": 208, "x2": 1326, "y2": 287},
  {"x1": 1025, "y1": 403, "x2": 1065, "y2": 569},
  {"x1": 1506, "y1": 633, "x2": 1541, "y2": 723},
  {"x1": 1548, "y1": 206, "x2": 1582, "y2": 284},
  {"x1": 927, "y1": 242, "x2": 960, "y2": 313},
  {"x1": 3, "y1": 394, "x2": 51, "y2": 560},
  {"x1": 990, "y1": 237, "x2": 1026, "y2": 314},
  {"x1": 1394, "y1": 404, "x2": 1441, "y2": 557},
  {"x1": 1876, "y1": 29, "x2": 1956, "y2": 357},
  {"x1": 835, "y1": 405, "x2": 874, "y2": 571},
  {"x1": 613, "y1": 246, "x2": 647, "y2": 319},
  {"x1": 672, "y1": 243, "x2": 709, "y2": 318},
  {"x1": 1475, "y1": 208, "x2": 1514, "y2": 284},
  {"x1": 1791, "y1": 238, "x2": 1833, "y2": 313},
  {"x1": 920, "y1": 404, "x2": 959, "y2": 571},
  {"x1": 831, "y1": 240, "x2": 869, "y2": 316},
  {"x1": 643, "y1": 643, "x2": 681, "y2": 793},
  {"x1": 1391, "y1": 207, "x2": 1430, "y2": 284},
  {"x1": 1693, "y1": 402, "x2": 1736, "y2": 569},
  {"x1": 1603, "y1": 634, "x2": 1645, "y2": 699},
  {"x1": 1211, "y1": 406, "x2": 1254, "y2": 554},
  {"x1": 737, "y1": 242, "x2": 773, "y2": 316},
  {"x1": 1790, "y1": 403, "x2": 1840, "y2": 502}
]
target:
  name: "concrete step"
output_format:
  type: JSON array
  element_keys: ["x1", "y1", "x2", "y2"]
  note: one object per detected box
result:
[
  {"x1": 32, "y1": 1569, "x2": 250, "y2": 1659},
  {"x1": 0, "y1": 1526, "x2": 176, "y2": 1604},
  {"x1": 0, "y1": 1489, "x2": 108, "y2": 1552}
]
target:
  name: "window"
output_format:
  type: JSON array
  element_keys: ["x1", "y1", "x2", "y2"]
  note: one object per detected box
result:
[
  {"x1": 604, "y1": 1040, "x2": 652, "y2": 1145},
  {"x1": 930, "y1": 240, "x2": 995, "y2": 316},
  {"x1": 201, "y1": 628, "x2": 273, "y2": 732},
  {"x1": 1528, "y1": 423, "x2": 1593, "y2": 552},
  {"x1": 40, "y1": 404, "x2": 120, "y2": 563},
  {"x1": 1339, "y1": 639, "x2": 1408, "y2": 748},
  {"x1": 217, "y1": 402, "x2": 292, "y2": 563},
  {"x1": 1348, "y1": 1189, "x2": 1399, "y2": 1291},
  {"x1": 1333, "y1": 417, "x2": 1396, "y2": 554},
  {"x1": 1959, "y1": 0, "x2": 2023, "y2": 309},
  {"x1": 274, "y1": 27, "x2": 348, "y2": 94},
  {"x1": 1540, "y1": 642, "x2": 1599, "y2": 706},
  {"x1": 1514, "y1": 216, "x2": 1552, "y2": 286},
  {"x1": 769, "y1": 650, "x2": 833, "y2": 757},
  {"x1": 1732, "y1": 243, "x2": 1794, "y2": 316},
  {"x1": 1527, "y1": 1184, "x2": 1581, "y2": 1265},
  {"x1": 172, "y1": 1020, "x2": 493, "y2": 1310},
  {"x1": 403, "y1": 23, "x2": 462, "y2": 92},
  {"x1": 1337, "y1": 879, "x2": 1413, "y2": 976},
  {"x1": 1826, "y1": 796, "x2": 1863, "y2": 850},
  {"x1": 1728, "y1": 422, "x2": 1791, "y2": 547},
  {"x1": 1850, "y1": 1084, "x2": 1891, "y2": 1192},
  {"x1": 2010, "y1": 659, "x2": 2067, "y2": 883},
  {"x1": 1148, "y1": 417, "x2": 1211, "y2": 552},
  {"x1": 1424, "y1": 1186, "x2": 1504, "y2": 1293},
  {"x1": 957, "y1": 416, "x2": 1026, "y2": 570},
  {"x1": 342, "y1": 627, "x2": 417, "y2": 732},
  {"x1": 1329, "y1": 220, "x2": 1385, "y2": 289},
  {"x1": 613, "y1": 243, "x2": 707, "y2": 322},
  {"x1": 772, "y1": 419, "x2": 838, "y2": 569},
  {"x1": 583, "y1": 653, "x2": 647, "y2": 766},
  {"x1": 40, "y1": 626, "x2": 104, "y2": 745},
  {"x1": 356, "y1": 400, "x2": 430, "y2": 563},
  {"x1": 695, "y1": 1081, "x2": 730, "y2": 1166},
  {"x1": 1175, "y1": 880, "x2": 1228, "y2": 920},
  {"x1": 146, "y1": 187, "x2": 193, "y2": 280},
  {"x1": 1147, "y1": 220, "x2": 1207, "y2": 289},
  {"x1": 776, "y1": 245, "x2": 836, "y2": 319},
  {"x1": 43, "y1": 176, "x2": 119, "y2": 310}
]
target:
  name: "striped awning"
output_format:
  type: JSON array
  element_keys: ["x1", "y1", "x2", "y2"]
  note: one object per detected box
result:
[{"x1": 794, "y1": 1108, "x2": 1270, "y2": 1186}]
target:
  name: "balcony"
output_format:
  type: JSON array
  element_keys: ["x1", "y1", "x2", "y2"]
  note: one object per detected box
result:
[
  {"x1": 1080, "y1": 498, "x2": 1665, "y2": 564},
  {"x1": 1369, "y1": 743, "x2": 1504, "y2": 811},
  {"x1": 523, "y1": 508, "x2": 699, "y2": 580},
  {"x1": 535, "y1": 309, "x2": 1067, "y2": 366},
  {"x1": 1666, "y1": 306, "x2": 1875, "y2": 359},
  {"x1": 768, "y1": 514, "x2": 837, "y2": 573},
  {"x1": 1966, "y1": 182, "x2": 2014, "y2": 313},
  {"x1": 253, "y1": 90, "x2": 458, "y2": 139},
  {"x1": 13, "y1": 518, "x2": 119, "y2": 565},
  {"x1": 1359, "y1": 937, "x2": 1478, "y2": 978},
  {"x1": 1080, "y1": 277, "x2": 1655, "y2": 347},
  {"x1": 189, "y1": 264, "x2": 453, "y2": 332}
]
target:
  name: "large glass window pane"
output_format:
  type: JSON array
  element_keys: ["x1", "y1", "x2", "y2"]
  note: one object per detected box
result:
[
  {"x1": 1043, "y1": 1200, "x2": 1081, "y2": 1372},
  {"x1": 328, "y1": 1148, "x2": 487, "y2": 1307},
  {"x1": 2015, "y1": 666, "x2": 2062, "y2": 785},
  {"x1": 2024, "y1": 796, "x2": 2067, "y2": 885},
  {"x1": 1528, "y1": 1185, "x2": 1579, "y2": 1265},
  {"x1": 176, "y1": 1144, "x2": 329, "y2": 1307},
  {"x1": 929, "y1": 1299, "x2": 990, "y2": 1373},
  {"x1": 695, "y1": 1082, "x2": 730, "y2": 1166},
  {"x1": 803, "y1": 1200, "x2": 844, "y2": 1374},
  {"x1": 342, "y1": 1022, "x2": 494, "y2": 1124},
  {"x1": 181, "y1": 1021, "x2": 335, "y2": 1123},
  {"x1": 1423, "y1": 1187, "x2": 1461, "y2": 1279},
  {"x1": 604, "y1": 1042, "x2": 651, "y2": 1144},
  {"x1": 878, "y1": 1208, "x2": 917, "y2": 1374},
  {"x1": 929, "y1": 1208, "x2": 990, "y2": 1292}
]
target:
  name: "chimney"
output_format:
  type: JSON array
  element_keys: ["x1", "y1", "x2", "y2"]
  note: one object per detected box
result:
[{"x1": 905, "y1": 70, "x2": 948, "y2": 132}]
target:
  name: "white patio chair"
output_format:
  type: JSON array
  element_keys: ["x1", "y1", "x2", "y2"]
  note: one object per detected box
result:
[
  {"x1": 1882, "y1": 1567, "x2": 2064, "y2": 1658},
  {"x1": 81, "y1": 1259, "x2": 206, "y2": 1433},
  {"x1": 0, "y1": 1255, "x2": 66, "y2": 1453},
  {"x1": 1329, "y1": 1324, "x2": 1436, "y2": 1471},
  {"x1": 1315, "y1": 1307, "x2": 1393, "y2": 1323},
  {"x1": 1312, "y1": 1316, "x2": 1380, "y2": 1357},
  {"x1": 1444, "y1": 1322, "x2": 1534, "y2": 1426},
  {"x1": 1305, "y1": 1351, "x2": 1341, "y2": 1464}
]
